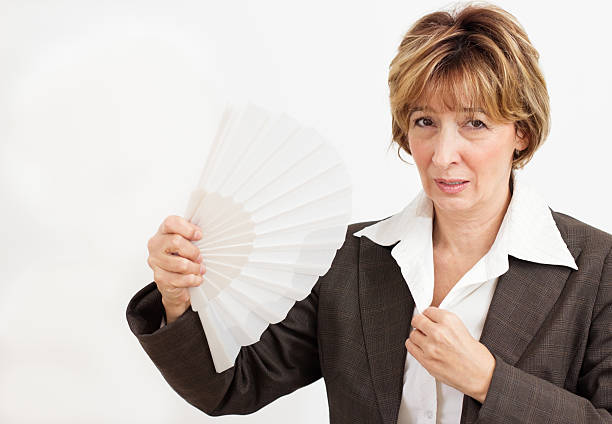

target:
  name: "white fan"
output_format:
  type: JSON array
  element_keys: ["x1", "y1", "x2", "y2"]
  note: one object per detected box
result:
[{"x1": 184, "y1": 102, "x2": 352, "y2": 373}]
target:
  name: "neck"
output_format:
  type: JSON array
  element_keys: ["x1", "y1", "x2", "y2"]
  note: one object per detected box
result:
[{"x1": 432, "y1": 180, "x2": 513, "y2": 258}]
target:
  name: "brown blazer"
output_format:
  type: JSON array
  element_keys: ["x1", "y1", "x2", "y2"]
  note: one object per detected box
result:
[{"x1": 126, "y1": 209, "x2": 612, "y2": 423}]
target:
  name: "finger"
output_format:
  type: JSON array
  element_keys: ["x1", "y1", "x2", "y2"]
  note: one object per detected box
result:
[
  {"x1": 153, "y1": 266, "x2": 204, "y2": 289},
  {"x1": 159, "y1": 215, "x2": 202, "y2": 241},
  {"x1": 405, "y1": 337, "x2": 424, "y2": 359},
  {"x1": 160, "y1": 233, "x2": 202, "y2": 262},
  {"x1": 411, "y1": 313, "x2": 436, "y2": 336},
  {"x1": 151, "y1": 251, "x2": 204, "y2": 275},
  {"x1": 422, "y1": 306, "x2": 451, "y2": 324},
  {"x1": 409, "y1": 327, "x2": 427, "y2": 347}
]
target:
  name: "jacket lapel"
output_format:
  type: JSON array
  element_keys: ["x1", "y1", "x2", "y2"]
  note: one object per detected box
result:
[
  {"x1": 358, "y1": 236, "x2": 413, "y2": 424},
  {"x1": 460, "y1": 212, "x2": 582, "y2": 423}
]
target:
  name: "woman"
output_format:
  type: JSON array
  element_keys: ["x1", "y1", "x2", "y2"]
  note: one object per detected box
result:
[{"x1": 127, "y1": 3, "x2": 611, "y2": 423}]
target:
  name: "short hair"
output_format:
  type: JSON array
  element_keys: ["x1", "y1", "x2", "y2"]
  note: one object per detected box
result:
[{"x1": 388, "y1": 2, "x2": 549, "y2": 170}]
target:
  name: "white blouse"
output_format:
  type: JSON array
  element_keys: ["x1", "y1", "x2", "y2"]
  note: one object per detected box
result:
[{"x1": 352, "y1": 174, "x2": 578, "y2": 424}]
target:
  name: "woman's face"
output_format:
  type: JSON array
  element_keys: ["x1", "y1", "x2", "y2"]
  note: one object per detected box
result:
[{"x1": 407, "y1": 95, "x2": 528, "y2": 216}]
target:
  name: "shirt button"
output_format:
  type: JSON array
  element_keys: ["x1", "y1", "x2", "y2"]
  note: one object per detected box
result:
[{"x1": 426, "y1": 410, "x2": 434, "y2": 419}]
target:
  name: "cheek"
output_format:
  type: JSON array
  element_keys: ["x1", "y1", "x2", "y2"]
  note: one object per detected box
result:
[
  {"x1": 478, "y1": 141, "x2": 514, "y2": 169},
  {"x1": 463, "y1": 130, "x2": 515, "y2": 163},
  {"x1": 407, "y1": 137, "x2": 432, "y2": 164}
]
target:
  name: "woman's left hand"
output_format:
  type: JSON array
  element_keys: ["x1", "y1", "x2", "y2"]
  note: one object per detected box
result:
[{"x1": 405, "y1": 306, "x2": 496, "y2": 403}]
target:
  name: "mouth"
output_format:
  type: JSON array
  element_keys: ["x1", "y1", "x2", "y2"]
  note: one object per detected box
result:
[
  {"x1": 434, "y1": 178, "x2": 470, "y2": 193},
  {"x1": 435, "y1": 178, "x2": 469, "y2": 185}
]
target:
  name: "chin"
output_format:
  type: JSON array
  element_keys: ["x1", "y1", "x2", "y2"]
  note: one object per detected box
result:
[
  {"x1": 433, "y1": 197, "x2": 473, "y2": 212},
  {"x1": 427, "y1": 188, "x2": 473, "y2": 212}
]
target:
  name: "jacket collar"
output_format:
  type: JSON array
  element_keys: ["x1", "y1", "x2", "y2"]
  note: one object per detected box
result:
[{"x1": 355, "y1": 180, "x2": 582, "y2": 424}]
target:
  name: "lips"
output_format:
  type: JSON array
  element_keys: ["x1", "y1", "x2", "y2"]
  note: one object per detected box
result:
[
  {"x1": 434, "y1": 178, "x2": 470, "y2": 193},
  {"x1": 435, "y1": 178, "x2": 469, "y2": 183}
]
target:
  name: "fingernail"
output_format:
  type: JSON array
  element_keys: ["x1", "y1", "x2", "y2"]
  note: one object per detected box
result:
[
  {"x1": 200, "y1": 263, "x2": 206, "y2": 274},
  {"x1": 197, "y1": 254, "x2": 203, "y2": 263},
  {"x1": 194, "y1": 230, "x2": 202, "y2": 240}
]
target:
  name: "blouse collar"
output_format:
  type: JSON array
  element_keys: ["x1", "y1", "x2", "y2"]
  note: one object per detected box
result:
[{"x1": 352, "y1": 174, "x2": 578, "y2": 311}]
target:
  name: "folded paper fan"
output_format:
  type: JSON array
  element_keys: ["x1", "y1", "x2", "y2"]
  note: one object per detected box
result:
[{"x1": 184, "y1": 102, "x2": 352, "y2": 373}]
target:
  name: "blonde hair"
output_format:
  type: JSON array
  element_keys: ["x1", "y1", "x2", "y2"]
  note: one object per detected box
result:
[{"x1": 388, "y1": 2, "x2": 549, "y2": 169}]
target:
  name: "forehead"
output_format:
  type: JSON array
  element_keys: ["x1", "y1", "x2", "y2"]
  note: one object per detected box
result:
[{"x1": 408, "y1": 68, "x2": 496, "y2": 116}]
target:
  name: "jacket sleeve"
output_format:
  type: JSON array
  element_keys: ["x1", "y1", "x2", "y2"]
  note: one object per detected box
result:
[
  {"x1": 125, "y1": 276, "x2": 323, "y2": 416},
  {"x1": 475, "y1": 246, "x2": 612, "y2": 423}
]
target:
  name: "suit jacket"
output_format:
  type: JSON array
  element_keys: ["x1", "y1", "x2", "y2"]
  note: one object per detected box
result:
[{"x1": 126, "y1": 210, "x2": 612, "y2": 423}]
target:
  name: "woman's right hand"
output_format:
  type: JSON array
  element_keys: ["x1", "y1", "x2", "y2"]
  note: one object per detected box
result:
[{"x1": 147, "y1": 215, "x2": 205, "y2": 324}]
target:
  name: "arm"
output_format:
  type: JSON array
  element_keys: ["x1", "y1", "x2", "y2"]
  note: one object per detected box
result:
[
  {"x1": 476, "y1": 247, "x2": 612, "y2": 423},
  {"x1": 126, "y1": 276, "x2": 322, "y2": 416}
]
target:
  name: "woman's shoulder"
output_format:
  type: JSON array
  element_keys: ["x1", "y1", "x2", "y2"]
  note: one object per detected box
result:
[
  {"x1": 344, "y1": 218, "x2": 393, "y2": 246},
  {"x1": 348, "y1": 219, "x2": 383, "y2": 236},
  {"x1": 551, "y1": 209, "x2": 612, "y2": 257},
  {"x1": 324, "y1": 219, "x2": 388, "y2": 265}
]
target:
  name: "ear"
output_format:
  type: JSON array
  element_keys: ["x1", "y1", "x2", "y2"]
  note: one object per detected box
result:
[{"x1": 514, "y1": 126, "x2": 529, "y2": 152}]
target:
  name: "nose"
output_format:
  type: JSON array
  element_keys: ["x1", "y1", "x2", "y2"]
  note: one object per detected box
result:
[{"x1": 431, "y1": 125, "x2": 461, "y2": 168}]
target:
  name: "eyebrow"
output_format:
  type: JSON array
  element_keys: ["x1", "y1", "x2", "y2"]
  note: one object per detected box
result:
[{"x1": 408, "y1": 106, "x2": 486, "y2": 117}]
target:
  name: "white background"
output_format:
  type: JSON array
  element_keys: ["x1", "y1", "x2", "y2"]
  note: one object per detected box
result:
[{"x1": 0, "y1": 0, "x2": 610, "y2": 423}]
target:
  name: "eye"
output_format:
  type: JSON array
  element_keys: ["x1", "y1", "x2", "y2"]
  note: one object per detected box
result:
[
  {"x1": 467, "y1": 119, "x2": 487, "y2": 129},
  {"x1": 414, "y1": 117, "x2": 434, "y2": 127}
]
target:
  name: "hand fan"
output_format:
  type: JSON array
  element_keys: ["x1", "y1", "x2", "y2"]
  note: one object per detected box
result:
[{"x1": 184, "y1": 102, "x2": 352, "y2": 373}]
